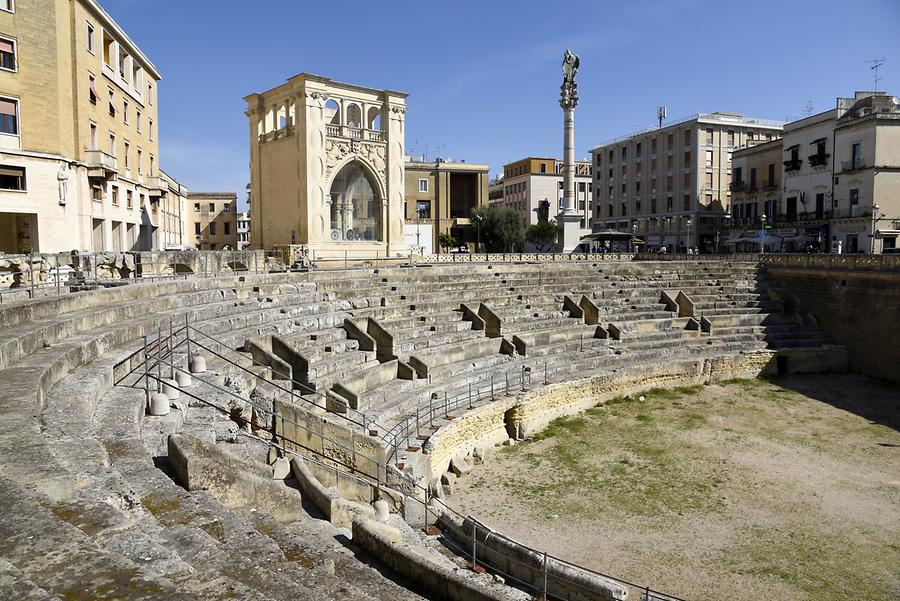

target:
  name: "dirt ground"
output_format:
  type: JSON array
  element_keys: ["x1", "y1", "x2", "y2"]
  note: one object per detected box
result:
[{"x1": 450, "y1": 375, "x2": 900, "y2": 601}]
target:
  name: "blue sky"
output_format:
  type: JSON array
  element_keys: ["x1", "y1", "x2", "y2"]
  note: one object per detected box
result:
[{"x1": 104, "y1": 0, "x2": 900, "y2": 209}]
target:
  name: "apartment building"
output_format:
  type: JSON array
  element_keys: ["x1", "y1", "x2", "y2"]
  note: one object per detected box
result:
[
  {"x1": 488, "y1": 175, "x2": 503, "y2": 205},
  {"x1": 0, "y1": 0, "x2": 186, "y2": 253},
  {"x1": 831, "y1": 92, "x2": 900, "y2": 252},
  {"x1": 236, "y1": 210, "x2": 250, "y2": 250},
  {"x1": 729, "y1": 92, "x2": 900, "y2": 253},
  {"x1": 404, "y1": 158, "x2": 489, "y2": 252},
  {"x1": 157, "y1": 170, "x2": 188, "y2": 249},
  {"x1": 499, "y1": 157, "x2": 592, "y2": 230},
  {"x1": 591, "y1": 112, "x2": 783, "y2": 252},
  {"x1": 729, "y1": 139, "x2": 784, "y2": 251},
  {"x1": 187, "y1": 193, "x2": 238, "y2": 250}
]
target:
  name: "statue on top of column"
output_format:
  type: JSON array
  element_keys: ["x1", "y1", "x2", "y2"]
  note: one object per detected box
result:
[
  {"x1": 560, "y1": 49, "x2": 580, "y2": 110},
  {"x1": 562, "y1": 49, "x2": 580, "y2": 86}
]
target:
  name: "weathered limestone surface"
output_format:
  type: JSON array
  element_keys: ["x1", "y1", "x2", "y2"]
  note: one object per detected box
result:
[
  {"x1": 168, "y1": 433, "x2": 304, "y2": 523},
  {"x1": 0, "y1": 257, "x2": 873, "y2": 601},
  {"x1": 766, "y1": 263, "x2": 900, "y2": 383},
  {"x1": 351, "y1": 517, "x2": 522, "y2": 601}
]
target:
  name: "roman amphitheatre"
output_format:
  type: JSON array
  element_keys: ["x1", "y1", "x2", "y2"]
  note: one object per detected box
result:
[{"x1": 0, "y1": 251, "x2": 898, "y2": 601}]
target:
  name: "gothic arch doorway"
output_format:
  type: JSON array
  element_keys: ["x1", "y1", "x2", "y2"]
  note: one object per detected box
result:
[{"x1": 328, "y1": 162, "x2": 382, "y2": 242}]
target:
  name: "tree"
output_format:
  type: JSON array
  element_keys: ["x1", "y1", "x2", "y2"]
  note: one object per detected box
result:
[
  {"x1": 471, "y1": 205, "x2": 524, "y2": 252},
  {"x1": 438, "y1": 232, "x2": 457, "y2": 253},
  {"x1": 525, "y1": 220, "x2": 560, "y2": 252}
]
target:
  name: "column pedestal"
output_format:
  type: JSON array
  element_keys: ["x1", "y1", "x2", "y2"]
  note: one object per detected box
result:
[{"x1": 556, "y1": 211, "x2": 583, "y2": 253}]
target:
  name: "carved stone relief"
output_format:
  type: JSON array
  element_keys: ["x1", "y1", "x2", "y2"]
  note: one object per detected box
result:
[{"x1": 324, "y1": 139, "x2": 387, "y2": 185}]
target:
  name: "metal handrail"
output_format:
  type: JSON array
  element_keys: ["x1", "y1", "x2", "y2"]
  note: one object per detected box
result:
[
  {"x1": 184, "y1": 324, "x2": 373, "y2": 429},
  {"x1": 136, "y1": 325, "x2": 386, "y2": 482},
  {"x1": 382, "y1": 366, "x2": 534, "y2": 465},
  {"x1": 134, "y1": 319, "x2": 689, "y2": 601}
]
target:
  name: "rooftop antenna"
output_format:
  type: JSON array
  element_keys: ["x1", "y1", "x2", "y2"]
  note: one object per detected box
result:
[
  {"x1": 867, "y1": 57, "x2": 885, "y2": 92},
  {"x1": 803, "y1": 100, "x2": 815, "y2": 116},
  {"x1": 657, "y1": 106, "x2": 667, "y2": 129}
]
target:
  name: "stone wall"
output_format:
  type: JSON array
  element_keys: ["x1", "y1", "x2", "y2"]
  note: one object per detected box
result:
[
  {"x1": 764, "y1": 257, "x2": 900, "y2": 383},
  {"x1": 273, "y1": 397, "x2": 388, "y2": 481},
  {"x1": 423, "y1": 353, "x2": 788, "y2": 486},
  {"x1": 0, "y1": 250, "x2": 276, "y2": 296}
]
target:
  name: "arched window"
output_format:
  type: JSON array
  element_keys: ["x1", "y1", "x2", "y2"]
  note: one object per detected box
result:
[
  {"x1": 346, "y1": 103, "x2": 361, "y2": 128},
  {"x1": 325, "y1": 99, "x2": 340, "y2": 126},
  {"x1": 329, "y1": 162, "x2": 381, "y2": 241},
  {"x1": 367, "y1": 106, "x2": 381, "y2": 130}
]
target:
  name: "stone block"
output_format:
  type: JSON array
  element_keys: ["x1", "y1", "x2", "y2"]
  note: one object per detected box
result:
[
  {"x1": 449, "y1": 456, "x2": 470, "y2": 477},
  {"x1": 167, "y1": 434, "x2": 302, "y2": 523}
]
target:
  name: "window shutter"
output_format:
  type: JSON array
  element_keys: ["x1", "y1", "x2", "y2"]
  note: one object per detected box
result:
[
  {"x1": 0, "y1": 98, "x2": 16, "y2": 116},
  {"x1": 0, "y1": 40, "x2": 13, "y2": 54},
  {"x1": 0, "y1": 166, "x2": 24, "y2": 177}
]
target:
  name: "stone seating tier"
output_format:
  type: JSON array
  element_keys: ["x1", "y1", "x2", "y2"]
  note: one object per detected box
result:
[{"x1": 0, "y1": 260, "x2": 845, "y2": 601}]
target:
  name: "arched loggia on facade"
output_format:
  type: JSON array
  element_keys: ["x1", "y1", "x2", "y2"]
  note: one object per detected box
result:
[
  {"x1": 325, "y1": 99, "x2": 340, "y2": 126},
  {"x1": 327, "y1": 161, "x2": 383, "y2": 242}
]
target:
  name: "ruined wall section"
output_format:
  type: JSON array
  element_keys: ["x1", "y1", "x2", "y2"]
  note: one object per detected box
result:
[{"x1": 765, "y1": 261, "x2": 900, "y2": 383}]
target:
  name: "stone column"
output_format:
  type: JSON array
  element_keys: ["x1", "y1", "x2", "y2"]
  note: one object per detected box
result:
[
  {"x1": 562, "y1": 104, "x2": 576, "y2": 213},
  {"x1": 556, "y1": 79, "x2": 582, "y2": 253}
]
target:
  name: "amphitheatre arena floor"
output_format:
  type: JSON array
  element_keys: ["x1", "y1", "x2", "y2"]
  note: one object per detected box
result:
[{"x1": 451, "y1": 374, "x2": 900, "y2": 601}]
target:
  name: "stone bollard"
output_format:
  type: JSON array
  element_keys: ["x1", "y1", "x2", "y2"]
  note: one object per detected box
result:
[
  {"x1": 174, "y1": 370, "x2": 192, "y2": 388},
  {"x1": 149, "y1": 391, "x2": 170, "y2": 416},
  {"x1": 271, "y1": 457, "x2": 290, "y2": 480},
  {"x1": 189, "y1": 353, "x2": 207, "y2": 374},
  {"x1": 162, "y1": 378, "x2": 180, "y2": 400},
  {"x1": 374, "y1": 499, "x2": 390, "y2": 522}
]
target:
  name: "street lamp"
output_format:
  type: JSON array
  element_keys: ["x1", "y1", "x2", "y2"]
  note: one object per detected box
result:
[
  {"x1": 686, "y1": 217, "x2": 692, "y2": 254},
  {"x1": 632, "y1": 222, "x2": 637, "y2": 254},
  {"x1": 761, "y1": 213, "x2": 767, "y2": 256},
  {"x1": 416, "y1": 208, "x2": 423, "y2": 251},
  {"x1": 871, "y1": 203, "x2": 880, "y2": 254},
  {"x1": 716, "y1": 210, "x2": 731, "y2": 255},
  {"x1": 473, "y1": 213, "x2": 484, "y2": 254}
]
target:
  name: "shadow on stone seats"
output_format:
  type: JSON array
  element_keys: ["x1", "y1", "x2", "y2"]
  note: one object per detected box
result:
[{"x1": 335, "y1": 532, "x2": 431, "y2": 598}]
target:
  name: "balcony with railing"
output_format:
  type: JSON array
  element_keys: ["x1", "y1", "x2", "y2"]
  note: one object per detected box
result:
[
  {"x1": 258, "y1": 125, "x2": 295, "y2": 144},
  {"x1": 145, "y1": 176, "x2": 167, "y2": 198},
  {"x1": 729, "y1": 180, "x2": 746, "y2": 191},
  {"x1": 85, "y1": 149, "x2": 118, "y2": 180},
  {"x1": 840, "y1": 159, "x2": 869, "y2": 173},
  {"x1": 783, "y1": 158, "x2": 802, "y2": 172},
  {"x1": 807, "y1": 152, "x2": 830, "y2": 168},
  {"x1": 326, "y1": 125, "x2": 385, "y2": 143}
]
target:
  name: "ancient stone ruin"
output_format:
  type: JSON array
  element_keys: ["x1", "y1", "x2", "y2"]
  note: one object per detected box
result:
[{"x1": 0, "y1": 257, "x2": 867, "y2": 600}]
